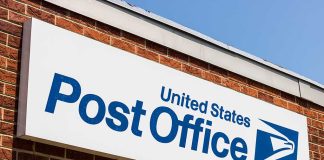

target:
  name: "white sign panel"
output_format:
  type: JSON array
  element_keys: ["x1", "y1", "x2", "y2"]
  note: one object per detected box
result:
[{"x1": 18, "y1": 18, "x2": 309, "y2": 160}]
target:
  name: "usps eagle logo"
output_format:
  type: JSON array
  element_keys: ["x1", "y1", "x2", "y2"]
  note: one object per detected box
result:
[{"x1": 255, "y1": 119, "x2": 299, "y2": 160}]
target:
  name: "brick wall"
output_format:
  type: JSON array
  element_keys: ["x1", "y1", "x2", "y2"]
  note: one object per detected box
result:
[{"x1": 0, "y1": 0, "x2": 323, "y2": 159}]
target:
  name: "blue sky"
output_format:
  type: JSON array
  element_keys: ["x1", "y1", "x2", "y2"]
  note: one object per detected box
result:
[{"x1": 125, "y1": 0, "x2": 324, "y2": 84}]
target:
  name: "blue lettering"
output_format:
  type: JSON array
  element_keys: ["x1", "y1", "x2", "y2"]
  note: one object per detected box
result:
[
  {"x1": 106, "y1": 101, "x2": 130, "y2": 132},
  {"x1": 244, "y1": 117, "x2": 251, "y2": 128},
  {"x1": 191, "y1": 118, "x2": 204, "y2": 151},
  {"x1": 45, "y1": 74, "x2": 250, "y2": 159},
  {"x1": 150, "y1": 106, "x2": 178, "y2": 143},
  {"x1": 211, "y1": 132, "x2": 229, "y2": 158},
  {"x1": 131, "y1": 100, "x2": 146, "y2": 137},
  {"x1": 210, "y1": 103, "x2": 219, "y2": 117},
  {"x1": 45, "y1": 73, "x2": 81, "y2": 113},
  {"x1": 202, "y1": 120, "x2": 213, "y2": 154},
  {"x1": 179, "y1": 115, "x2": 194, "y2": 148},
  {"x1": 230, "y1": 137, "x2": 247, "y2": 160},
  {"x1": 79, "y1": 94, "x2": 106, "y2": 124},
  {"x1": 160, "y1": 86, "x2": 171, "y2": 102}
]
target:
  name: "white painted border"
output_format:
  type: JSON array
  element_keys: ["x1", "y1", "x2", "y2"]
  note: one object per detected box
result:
[
  {"x1": 17, "y1": 19, "x2": 32, "y2": 137},
  {"x1": 43, "y1": 0, "x2": 324, "y2": 107}
]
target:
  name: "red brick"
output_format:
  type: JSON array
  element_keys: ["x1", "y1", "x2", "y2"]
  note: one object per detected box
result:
[
  {"x1": 96, "y1": 21, "x2": 121, "y2": 37},
  {"x1": 8, "y1": 0, "x2": 25, "y2": 14},
  {"x1": 3, "y1": 109, "x2": 14, "y2": 122},
  {"x1": 304, "y1": 109, "x2": 318, "y2": 119},
  {"x1": 296, "y1": 98, "x2": 308, "y2": 107},
  {"x1": 0, "y1": 19, "x2": 22, "y2": 36},
  {"x1": 13, "y1": 138, "x2": 33, "y2": 151},
  {"x1": 310, "y1": 135, "x2": 319, "y2": 144},
  {"x1": 6, "y1": 58, "x2": 16, "y2": 72},
  {"x1": 168, "y1": 48, "x2": 188, "y2": 62},
  {"x1": 203, "y1": 71, "x2": 222, "y2": 84},
  {"x1": 0, "y1": 81, "x2": 3, "y2": 93},
  {"x1": 319, "y1": 137, "x2": 324, "y2": 146},
  {"x1": 2, "y1": 136, "x2": 12, "y2": 148},
  {"x1": 146, "y1": 40, "x2": 167, "y2": 54},
  {"x1": 229, "y1": 72, "x2": 247, "y2": 84},
  {"x1": 281, "y1": 91, "x2": 296, "y2": 103},
  {"x1": 66, "y1": 149, "x2": 93, "y2": 160},
  {"x1": 209, "y1": 65, "x2": 228, "y2": 77},
  {"x1": 263, "y1": 85, "x2": 281, "y2": 96},
  {"x1": 247, "y1": 79, "x2": 264, "y2": 90},
  {"x1": 0, "y1": 56, "x2": 6, "y2": 69},
  {"x1": 0, "y1": 94, "x2": 16, "y2": 109},
  {"x1": 273, "y1": 97, "x2": 288, "y2": 108},
  {"x1": 136, "y1": 47, "x2": 159, "y2": 62},
  {"x1": 307, "y1": 118, "x2": 312, "y2": 126},
  {"x1": 41, "y1": 0, "x2": 69, "y2": 17},
  {"x1": 308, "y1": 102, "x2": 323, "y2": 113},
  {"x1": 258, "y1": 91, "x2": 274, "y2": 103},
  {"x1": 160, "y1": 55, "x2": 181, "y2": 70},
  {"x1": 0, "y1": 148, "x2": 12, "y2": 160},
  {"x1": 318, "y1": 113, "x2": 324, "y2": 122},
  {"x1": 287, "y1": 102, "x2": 303, "y2": 114},
  {"x1": 8, "y1": 11, "x2": 29, "y2": 24},
  {"x1": 0, "y1": 0, "x2": 8, "y2": 7},
  {"x1": 309, "y1": 143, "x2": 319, "y2": 152},
  {"x1": 18, "y1": 152, "x2": 48, "y2": 160},
  {"x1": 95, "y1": 155, "x2": 115, "y2": 160},
  {"x1": 308, "y1": 126, "x2": 319, "y2": 136},
  {"x1": 313, "y1": 152, "x2": 320, "y2": 159},
  {"x1": 0, "y1": 44, "x2": 18, "y2": 60},
  {"x1": 27, "y1": 6, "x2": 55, "y2": 24},
  {"x1": 84, "y1": 27, "x2": 110, "y2": 45},
  {"x1": 122, "y1": 31, "x2": 145, "y2": 47},
  {"x1": 20, "y1": 0, "x2": 42, "y2": 8},
  {"x1": 35, "y1": 142, "x2": 65, "y2": 157},
  {"x1": 309, "y1": 151, "x2": 314, "y2": 159},
  {"x1": 0, "y1": 122, "x2": 14, "y2": 135},
  {"x1": 7, "y1": 35, "x2": 20, "y2": 48},
  {"x1": 320, "y1": 146, "x2": 324, "y2": 154},
  {"x1": 311, "y1": 119, "x2": 323, "y2": 129},
  {"x1": 319, "y1": 130, "x2": 324, "y2": 138},
  {"x1": 0, "y1": 32, "x2": 6, "y2": 44},
  {"x1": 182, "y1": 64, "x2": 203, "y2": 78},
  {"x1": 0, "y1": 7, "x2": 8, "y2": 20},
  {"x1": 111, "y1": 37, "x2": 135, "y2": 53},
  {"x1": 189, "y1": 57, "x2": 209, "y2": 70},
  {"x1": 70, "y1": 11, "x2": 95, "y2": 27},
  {"x1": 56, "y1": 17, "x2": 83, "y2": 34},
  {"x1": 222, "y1": 79, "x2": 241, "y2": 92},
  {"x1": 4, "y1": 83, "x2": 16, "y2": 97},
  {"x1": 0, "y1": 69, "x2": 16, "y2": 84},
  {"x1": 241, "y1": 85, "x2": 258, "y2": 98}
]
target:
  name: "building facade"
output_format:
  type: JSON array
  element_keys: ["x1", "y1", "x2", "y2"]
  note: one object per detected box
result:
[{"x1": 0, "y1": 0, "x2": 323, "y2": 159}]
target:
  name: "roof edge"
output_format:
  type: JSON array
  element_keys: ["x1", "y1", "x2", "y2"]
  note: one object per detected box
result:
[
  {"x1": 43, "y1": 0, "x2": 324, "y2": 107},
  {"x1": 107, "y1": 0, "x2": 324, "y2": 90}
]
